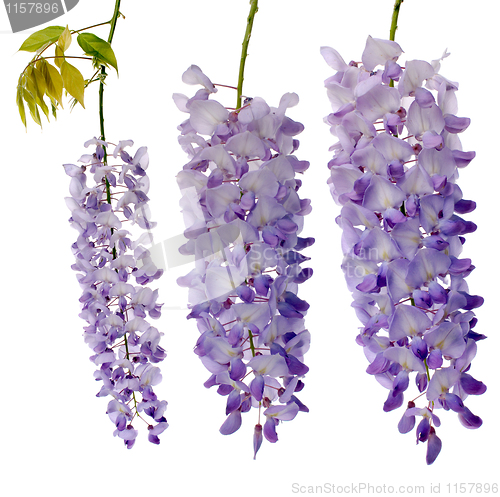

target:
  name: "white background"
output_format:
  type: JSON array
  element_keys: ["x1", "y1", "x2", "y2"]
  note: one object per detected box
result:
[{"x1": 1, "y1": 1, "x2": 498, "y2": 495}]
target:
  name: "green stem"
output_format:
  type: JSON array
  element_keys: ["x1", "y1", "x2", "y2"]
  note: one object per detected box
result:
[
  {"x1": 99, "y1": 2, "x2": 121, "y2": 257},
  {"x1": 389, "y1": 0, "x2": 403, "y2": 88},
  {"x1": 98, "y1": 0, "x2": 122, "y2": 147},
  {"x1": 389, "y1": 0, "x2": 404, "y2": 41},
  {"x1": 424, "y1": 358, "x2": 431, "y2": 382},
  {"x1": 248, "y1": 330, "x2": 256, "y2": 357},
  {"x1": 71, "y1": 20, "x2": 113, "y2": 35},
  {"x1": 236, "y1": 0, "x2": 259, "y2": 109},
  {"x1": 107, "y1": 0, "x2": 122, "y2": 45}
]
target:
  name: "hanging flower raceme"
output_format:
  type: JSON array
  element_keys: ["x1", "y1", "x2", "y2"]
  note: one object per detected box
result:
[
  {"x1": 174, "y1": 65, "x2": 313, "y2": 458},
  {"x1": 64, "y1": 138, "x2": 168, "y2": 448},
  {"x1": 321, "y1": 37, "x2": 485, "y2": 464}
]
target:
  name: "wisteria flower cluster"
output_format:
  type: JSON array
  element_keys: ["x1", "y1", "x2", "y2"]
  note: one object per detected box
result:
[
  {"x1": 321, "y1": 37, "x2": 485, "y2": 464},
  {"x1": 174, "y1": 65, "x2": 313, "y2": 457},
  {"x1": 64, "y1": 138, "x2": 168, "y2": 448}
]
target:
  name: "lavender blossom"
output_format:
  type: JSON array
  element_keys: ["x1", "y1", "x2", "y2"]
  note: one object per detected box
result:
[
  {"x1": 322, "y1": 38, "x2": 485, "y2": 464},
  {"x1": 65, "y1": 139, "x2": 168, "y2": 448},
  {"x1": 175, "y1": 65, "x2": 313, "y2": 457}
]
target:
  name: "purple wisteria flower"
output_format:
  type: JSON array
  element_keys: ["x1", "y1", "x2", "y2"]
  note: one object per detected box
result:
[
  {"x1": 64, "y1": 138, "x2": 168, "y2": 448},
  {"x1": 174, "y1": 65, "x2": 313, "y2": 458},
  {"x1": 321, "y1": 37, "x2": 485, "y2": 464}
]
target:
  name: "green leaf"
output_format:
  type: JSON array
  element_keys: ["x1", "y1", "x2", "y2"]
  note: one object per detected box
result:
[
  {"x1": 54, "y1": 44, "x2": 65, "y2": 69},
  {"x1": 16, "y1": 85, "x2": 27, "y2": 127},
  {"x1": 26, "y1": 65, "x2": 49, "y2": 119},
  {"x1": 39, "y1": 60, "x2": 64, "y2": 107},
  {"x1": 22, "y1": 88, "x2": 42, "y2": 126},
  {"x1": 57, "y1": 26, "x2": 72, "y2": 52},
  {"x1": 60, "y1": 61, "x2": 85, "y2": 108},
  {"x1": 32, "y1": 66, "x2": 47, "y2": 97},
  {"x1": 50, "y1": 98, "x2": 58, "y2": 119},
  {"x1": 19, "y1": 26, "x2": 65, "y2": 52},
  {"x1": 77, "y1": 33, "x2": 118, "y2": 73}
]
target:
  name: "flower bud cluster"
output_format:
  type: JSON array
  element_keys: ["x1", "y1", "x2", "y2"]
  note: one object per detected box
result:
[
  {"x1": 175, "y1": 66, "x2": 313, "y2": 457},
  {"x1": 321, "y1": 37, "x2": 485, "y2": 464},
  {"x1": 64, "y1": 138, "x2": 168, "y2": 448}
]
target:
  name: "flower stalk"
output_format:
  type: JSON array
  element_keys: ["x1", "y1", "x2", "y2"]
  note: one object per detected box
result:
[
  {"x1": 236, "y1": 0, "x2": 259, "y2": 109},
  {"x1": 389, "y1": 0, "x2": 404, "y2": 41}
]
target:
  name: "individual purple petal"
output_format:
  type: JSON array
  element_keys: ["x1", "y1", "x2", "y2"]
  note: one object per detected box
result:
[
  {"x1": 398, "y1": 408, "x2": 416, "y2": 434},
  {"x1": 452, "y1": 150, "x2": 476, "y2": 168},
  {"x1": 426, "y1": 428, "x2": 442, "y2": 465},
  {"x1": 424, "y1": 322, "x2": 466, "y2": 359},
  {"x1": 357, "y1": 85, "x2": 401, "y2": 121},
  {"x1": 206, "y1": 183, "x2": 241, "y2": 218},
  {"x1": 428, "y1": 281, "x2": 448, "y2": 304},
  {"x1": 443, "y1": 393, "x2": 465, "y2": 413},
  {"x1": 226, "y1": 130, "x2": 266, "y2": 160},
  {"x1": 444, "y1": 114, "x2": 471, "y2": 133},
  {"x1": 384, "y1": 346, "x2": 426, "y2": 373},
  {"x1": 226, "y1": 389, "x2": 242, "y2": 414},
  {"x1": 405, "y1": 248, "x2": 451, "y2": 288},
  {"x1": 454, "y1": 199, "x2": 476, "y2": 214},
  {"x1": 418, "y1": 147, "x2": 457, "y2": 179},
  {"x1": 458, "y1": 292, "x2": 484, "y2": 311},
  {"x1": 366, "y1": 352, "x2": 391, "y2": 374},
  {"x1": 415, "y1": 372, "x2": 428, "y2": 393},
  {"x1": 263, "y1": 417, "x2": 278, "y2": 443},
  {"x1": 426, "y1": 348, "x2": 443, "y2": 369},
  {"x1": 422, "y1": 130, "x2": 444, "y2": 150},
  {"x1": 247, "y1": 195, "x2": 287, "y2": 228},
  {"x1": 390, "y1": 218, "x2": 421, "y2": 259},
  {"x1": 361, "y1": 35, "x2": 403, "y2": 71},
  {"x1": 250, "y1": 374, "x2": 265, "y2": 401},
  {"x1": 413, "y1": 289, "x2": 432, "y2": 308},
  {"x1": 393, "y1": 370, "x2": 410, "y2": 395},
  {"x1": 362, "y1": 175, "x2": 406, "y2": 212},
  {"x1": 320, "y1": 46, "x2": 349, "y2": 72},
  {"x1": 398, "y1": 60, "x2": 434, "y2": 96},
  {"x1": 340, "y1": 201, "x2": 380, "y2": 228},
  {"x1": 182, "y1": 64, "x2": 216, "y2": 92},
  {"x1": 372, "y1": 132, "x2": 414, "y2": 163},
  {"x1": 426, "y1": 367, "x2": 460, "y2": 401},
  {"x1": 388, "y1": 304, "x2": 432, "y2": 340},
  {"x1": 398, "y1": 163, "x2": 435, "y2": 195},
  {"x1": 416, "y1": 416, "x2": 430, "y2": 442},
  {"x1": 387, "y1": 258, "x2": 413, "y2": 302},
  {"x1": 219, "y1": 410, "x2": 242, "y2": 435},
  {"x1": 406, "y1": 101, "x2": 445, "y2": 138},
  {"x1": 458, "y1": 408, "x2": 483, "y2": 429},
  {"x1": 411, "y1": 336, "x2": 428, "y2": 361},
  {"x1": 383, "y1": 390, "x2": 404, "y2": 412},
  {"x1": 460, "y1": 373, "x2": 487, "y2": 395},
  {"x1": 189, "y1": 99, "x2": 229, "y2": 135},
  {"x1": 247, "y1": 354, "x2": 288, "y2": 377},
  {"x1": 238, "y1": 97, "x2": 270, "y2": 124},
  {"x1": 414, "y1": 86, "x2": 435, "y2": 108},
  {"x1": 264, "y1": 402, "x2": 300, "y2": 421},
  {"x1": 253, "y1": 424, "x2": 263, "y2": 459}
]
